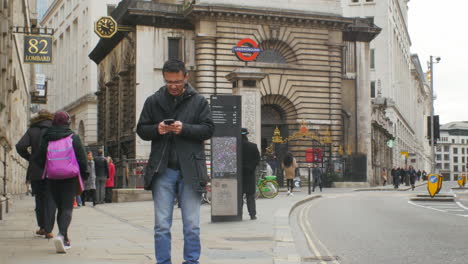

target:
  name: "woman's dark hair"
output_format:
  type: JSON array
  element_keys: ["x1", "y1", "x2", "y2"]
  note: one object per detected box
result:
[
  {"x1": 162, "y1": 59, "x2": 187, "y2": 75},
  {"x1": 283, "y1": 152, "x2": 293, "y2": 167}
]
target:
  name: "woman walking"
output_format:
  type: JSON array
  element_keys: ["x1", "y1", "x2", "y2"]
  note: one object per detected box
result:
[
  {"x1": 105, "y1": 156, "x2": 115, "y2": 203},
  {"x1": 282, "y1": 152, "x2": 297, "y2": 196},
  {"x1": 37, "y1": 111, "x2": 88, "y2": 253},
  {"x1": 82, "y1": 151, "x2": 96, "y2": 206}
]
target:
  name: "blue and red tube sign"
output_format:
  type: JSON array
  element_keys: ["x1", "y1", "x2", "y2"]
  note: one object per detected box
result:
[{"x1": 232, "y1": 38, "x2": 261, "y2": 62}]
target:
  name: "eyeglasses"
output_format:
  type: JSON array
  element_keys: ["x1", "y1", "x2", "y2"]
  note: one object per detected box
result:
[{"x1": 165, "y1": 79, "x2": 185, "y2": 85}]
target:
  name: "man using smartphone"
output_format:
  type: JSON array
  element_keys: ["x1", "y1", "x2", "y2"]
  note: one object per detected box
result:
[{"x1": 136, "y1": 59, "x2": 214, "y2": 264}]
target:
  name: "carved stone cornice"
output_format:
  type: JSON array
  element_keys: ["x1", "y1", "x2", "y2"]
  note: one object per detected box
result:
[
  {"x1": 62, "y1": 93, "x2": 98, "y2": 113},
  {"x1": 187, "y1": 5, "x2": 352, "y2": 30}
]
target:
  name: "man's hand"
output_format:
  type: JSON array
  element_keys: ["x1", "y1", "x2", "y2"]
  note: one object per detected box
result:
[
  {"x1": 158, "y1": 121, "x2": 183, "y2": 135},
  {"x1": 172, "y1": 121, "x2": 183, "y2": 135},
  {"x1": 158, "y1": 121, "x2": 171, "y2": 135}
]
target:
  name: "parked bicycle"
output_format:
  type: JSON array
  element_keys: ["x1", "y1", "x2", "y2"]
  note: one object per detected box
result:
[{"x1": 255, "y1": 170, "x2": 279, "y2": 199}]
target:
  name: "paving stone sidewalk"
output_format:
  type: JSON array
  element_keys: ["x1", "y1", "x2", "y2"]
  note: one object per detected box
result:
[{"x1": 0, "y1": 189, "x2": 316, "y2": 264}]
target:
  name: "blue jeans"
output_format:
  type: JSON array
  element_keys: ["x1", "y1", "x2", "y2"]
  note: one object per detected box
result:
[{"x1": 152, "y1": 168, "x2": 201, "y2": 264}]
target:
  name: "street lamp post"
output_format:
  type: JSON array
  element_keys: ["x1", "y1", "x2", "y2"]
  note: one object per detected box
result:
[{"x1": 429, "y1": 56, "x2": 440, "y2": 173}]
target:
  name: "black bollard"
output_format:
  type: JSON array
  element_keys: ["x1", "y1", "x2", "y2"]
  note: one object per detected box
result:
[{"x1": 308, "y1": 166, "x2": 311, "y2": 195}]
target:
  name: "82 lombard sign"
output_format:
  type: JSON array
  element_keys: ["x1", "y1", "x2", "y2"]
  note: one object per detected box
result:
[{"x1": 24, "y1": 35, "x2": 53, "y2": 64}]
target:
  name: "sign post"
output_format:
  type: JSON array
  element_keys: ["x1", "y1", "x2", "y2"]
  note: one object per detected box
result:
[{"x1": 210, "y1": 95, "x2": 242, "y2": 222}]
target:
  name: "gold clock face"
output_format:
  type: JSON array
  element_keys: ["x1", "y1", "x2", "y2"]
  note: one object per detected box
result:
[{"x1": 94, "y1": 16, "x2": 117, "y2": 38}]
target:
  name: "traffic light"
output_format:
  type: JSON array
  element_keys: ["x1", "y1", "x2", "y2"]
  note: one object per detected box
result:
[{"x1": 427, "y1": 115, "x2": 440, "y2": 145}]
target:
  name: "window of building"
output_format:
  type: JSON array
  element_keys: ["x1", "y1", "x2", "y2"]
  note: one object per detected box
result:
[
  {"x1": 444, "y1": 146, "x2": 449, "y2": 152},
  {"x1": 436, "y1": 163, "x2": 442, "y2": 169},
  {"x1": 453, "y1": 147, "x2": 458, "y2": 154},
  {"x1": 454, "y1": 165, "x2": 459, "y2": 172},
  {"x1": 452, "y1": 139, "x2": 455, "y2": 143},
  {"x1": 168, "y1": 38, "x2": 181, "y2": 60},
  {"x1": 463, "y1": 165, "x2": 466, "y2": 172},
  {"x1": 351, "y1": 0, "x2": 359, "y2": 3},
  {"x1": 463, "y1": 157, "x2": 466, "y2": 163},
  {"x1": 444, "y1": 163, "x2": 450, "y2": 170},
  {"x1": 462, "y1": 139, "x2": 465, "y2": 144},
  {"x1": 366, "y1": 0, "x2": 374, "y2": 2},
  {"x1": 444, "y1": 154, "x2": 449, "y2": 161},
  {"x1": 370, "y1": 81, "x2": 376, "y2": 98},
  {"x1": 436, "y1": 154, "x2": 441, "y2": 160},
  {"x1": 454, "y1": 156, "x2": 458, "y2": 163},
  {"x1": 370, "y1": 49, "x2": 375, "y2": 69},
  {"x1": 463, "y1": 148, "x2": 466, "y2": 155}
]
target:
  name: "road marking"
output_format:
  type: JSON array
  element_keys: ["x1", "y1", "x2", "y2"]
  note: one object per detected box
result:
[
  {"x1": 299, "y1": 202, "x2": 340, "y2": 264},
  {"x1": 456, "y1": 214, "x2": 468, "y2": 217},
  {"x1": 456, "y1": 201, "x2": 468, "y2": 211},
  {"x1": 408, "y1": 201, "x2": 448, "y2": 213},
  {"x1": 298, "y1": 204, "x2": 326, "y2": 264}
]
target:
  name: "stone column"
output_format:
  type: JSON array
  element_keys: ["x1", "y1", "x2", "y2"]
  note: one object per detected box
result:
[{"x1": 226, "y1": 68, "x2": 267, "y2": 147}]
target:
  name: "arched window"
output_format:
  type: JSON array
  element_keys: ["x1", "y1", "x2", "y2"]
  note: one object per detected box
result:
[{"x1": 256, "y1": 40, "x2": 297, "y2": 64}]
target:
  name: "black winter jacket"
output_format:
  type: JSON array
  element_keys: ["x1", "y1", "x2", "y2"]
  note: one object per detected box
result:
[
  {"x1": 16, "y1": 113, "x2": 53, "y2": 181},
  {"x1": 94, "y1": 156, "x2": 109, "y2": 179},
  {"x1": 242, "y1": 138, "x2": 260, "y2": 194},
  {"x1": 136, "y1": 84, "x2": 214, "y2": 192},
  {"x1": 36, "y1": 126, "x2": 88, "y2": 181}
]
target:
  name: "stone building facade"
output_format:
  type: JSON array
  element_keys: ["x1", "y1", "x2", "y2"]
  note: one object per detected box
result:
[
  {"x1": 0, "y1": 0, "x2": 37, "y2": 203},
  {"x1": 436, "y1": 122, "x2": 468, "y2": 181},
  {"x1": 90, "y1": 0, "x2": 380, "y2": 185},
  {"x1": 342, "y1": 0, "x2": 432, "y2": 180},
  {"x1": 39, "y1": 0, "x2": 121, "y2": 145}
]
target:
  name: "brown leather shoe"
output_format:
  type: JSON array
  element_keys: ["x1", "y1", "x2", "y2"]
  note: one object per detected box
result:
[
  {"x1": 35, "y1": 229, "x2": 46, "y2": 236},
  {"x1": 45, "y1": 233, "x2": 54, "y2": 239}
]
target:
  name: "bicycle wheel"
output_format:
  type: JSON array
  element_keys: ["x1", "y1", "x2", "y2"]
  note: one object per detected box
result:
[{"x1": 260, "y1": 180, "x2": 279, "y2": 199}]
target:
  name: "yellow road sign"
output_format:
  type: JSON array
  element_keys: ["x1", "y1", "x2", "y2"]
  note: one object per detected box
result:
[
  {"x1": 457, "y1": 175, "x2": 466, "y2": 188},
  {"x1": 427, "y1": 174, "x2": 440, "y2": 198}
]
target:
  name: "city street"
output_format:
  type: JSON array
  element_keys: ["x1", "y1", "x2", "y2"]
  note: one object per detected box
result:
[{"x1": 291, "y1": 182, "x2": 468, "y2": 264}]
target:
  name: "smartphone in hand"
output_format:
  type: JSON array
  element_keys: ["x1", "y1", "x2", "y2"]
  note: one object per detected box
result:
[{"x1": 163, "y1": 119, "x2": 175, "y2": 125}]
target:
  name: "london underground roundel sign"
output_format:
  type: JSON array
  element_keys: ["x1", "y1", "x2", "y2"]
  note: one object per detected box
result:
[{"x1": 232, "y1": 38, "x2": 261, "y2": 62}]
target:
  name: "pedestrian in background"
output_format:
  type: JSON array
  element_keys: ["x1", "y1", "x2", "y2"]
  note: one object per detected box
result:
[
  {"x1": 82, "y1": 151, "x2": 96, "y2": 206},
  {"x1": 105, "y1": 156, "x2": 115, "y2": 203},
  {"x1": 282, "y1": 152, "x2": 297, "y2": 196},
  {"x1": 312, "y1": 163, "x2": 323, "y2": 192},
  {"x1": 36, "y1": 111, "x2": 88, "y2": 253},
  {"x1": 416, "y1": 169, "x2": 422, "y2": 182},
  {"x1": 136, "y1": 59, "x2": 214, "y2": 264},
  {"x1": 94, "y1": 149, "x2": 109, "y2": 204},
  {"x1": 15, "y1": 109, "x2": 56, "y2": 239},
  {"x1": 408, "y1": 165, "x2": 417, "y2": 190},
  {"x1": 381, "y1": 168, "x2": 388, "y2": 186},
  {"x1": 267, "y1": 154, "x2": 278, "y2": 176},
  {"x1": 399, "y1": 167, "x2": 406, "y2": 186},
  {"x1": 241, "y1": 128, "x2": 260, "y2": 220},
  {"x1": 391, "y1": 167, "x2": 399, "y2": 189},
  {"x1": 422, "y1": 170, "x2": 427, "y2": 181}
]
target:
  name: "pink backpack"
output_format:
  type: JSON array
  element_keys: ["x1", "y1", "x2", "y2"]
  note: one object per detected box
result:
[{"x1": 44, "y1": 134, "x2": 80, "y2": 180}]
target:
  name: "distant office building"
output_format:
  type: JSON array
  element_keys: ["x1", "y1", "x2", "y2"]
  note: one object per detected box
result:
[{"x1": 435, "y1": 122, "x2": 468, "y2": 181}]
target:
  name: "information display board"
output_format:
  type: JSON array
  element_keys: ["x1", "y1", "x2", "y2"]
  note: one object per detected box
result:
[{"x1": 210, "y1": 95, "x2": 242, "y2": 222}]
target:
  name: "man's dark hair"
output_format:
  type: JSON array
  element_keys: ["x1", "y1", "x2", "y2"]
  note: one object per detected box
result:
[{"x1": 162, "y1": 59, "x2": 187, "y2": 75}]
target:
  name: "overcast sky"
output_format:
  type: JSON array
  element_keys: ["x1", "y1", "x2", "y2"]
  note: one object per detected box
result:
[{"x1": 408, "y1": 0, "x2": 468, "y2": 125}]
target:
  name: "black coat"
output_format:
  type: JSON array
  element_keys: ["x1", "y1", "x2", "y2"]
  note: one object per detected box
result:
[
  {"x1": 242, "y1": 138, "x2": 260, "y2": 194},
  {"x1": 136, "y1": 84, "x2": 214, "y2": 192},
  {"x1": 94, "y1": 156, "x2": 109, "y2": 179},
  {"x1": 15, "y1": 113, "x2": 53, "y2": 182},
  {"x1": 36, "y1": 126, "x2": 88, "y2": 181}
]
